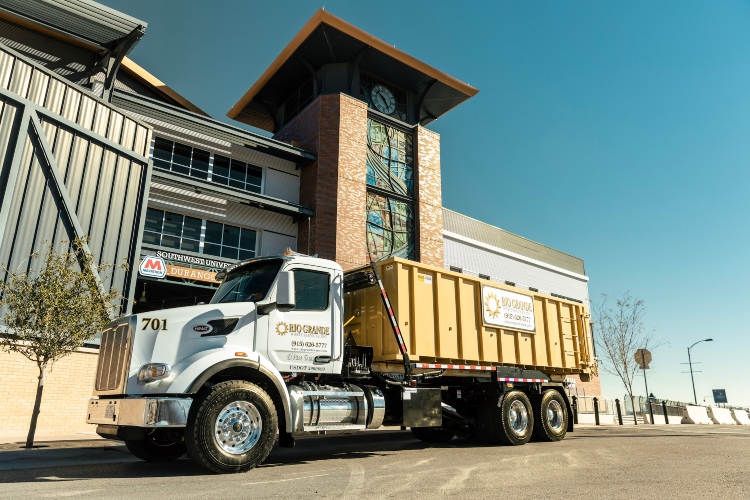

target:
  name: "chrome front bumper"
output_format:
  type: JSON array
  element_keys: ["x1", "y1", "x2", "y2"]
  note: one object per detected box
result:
[{"x1": 86, "y1": 397, "x2": 192, "y2": 427}]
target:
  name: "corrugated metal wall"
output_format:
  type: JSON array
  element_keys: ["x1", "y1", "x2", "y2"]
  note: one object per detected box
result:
[
  {"x1": 0, "y1": 43, "x2": 152, "y2": 315},
  {"x1": 443, "y1": 236, "x2": 590, "y2": 303},
  {"x1": 148, "y1": 182, "x2": 297, "y2": 240},
  {"x1": 443, "y1": 208, "x2": 585, "y2": 275}
]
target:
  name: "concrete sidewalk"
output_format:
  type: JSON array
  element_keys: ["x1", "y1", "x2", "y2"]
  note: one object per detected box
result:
[
  {"x1": 0, "y1": 433, "x2": 135, "y2": 471},
  {"x1": 0, "y1": 432, "x2": 102, "y2": 446}
]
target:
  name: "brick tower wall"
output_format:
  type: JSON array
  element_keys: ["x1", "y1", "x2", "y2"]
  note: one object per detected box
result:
[
  {"x1": 415, "y1": 126, "x2": 444, "y2": 268},
  {"x1": 275, "y1": 93, "x2": 445, "y2": 270}
]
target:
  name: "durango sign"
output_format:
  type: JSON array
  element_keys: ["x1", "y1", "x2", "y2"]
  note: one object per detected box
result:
[{"x1": 138, "y1": 259, "x2": 220, "y2": 284}]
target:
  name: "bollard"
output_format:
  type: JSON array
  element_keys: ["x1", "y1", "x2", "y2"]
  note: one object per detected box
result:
[
  {"x1": 648, "y1": 400, "x2": 655, "y2": 424},
  {"x1": 593, "y1": 397, "x2": 600, "y2": 425},
  {"x1": 662, "y1": 401, "x2": 669, "y2": 424},
  {"x1": 572, "y1": 396, "x2": 579, "y2": 425},
  {"x1": 615, "y1": 399, "x2": 623, "y2": 425}
]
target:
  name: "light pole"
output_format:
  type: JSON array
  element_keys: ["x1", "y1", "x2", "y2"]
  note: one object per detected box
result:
[{"x1": 688, "y1": 339, "x2": 713, "y2": 405}]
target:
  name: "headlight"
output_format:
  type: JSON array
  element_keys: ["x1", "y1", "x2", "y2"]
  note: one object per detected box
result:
[{"x1": 137, "y1": 363, "x2": 171, "y2": 384}]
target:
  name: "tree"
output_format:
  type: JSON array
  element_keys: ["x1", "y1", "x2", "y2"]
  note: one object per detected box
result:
[
  {"x1": 592, "y1": 292, "x2": 662, "y2": 422},
  {"x1": 0, "y1": 239, "x2": 124, "y2": 448}
]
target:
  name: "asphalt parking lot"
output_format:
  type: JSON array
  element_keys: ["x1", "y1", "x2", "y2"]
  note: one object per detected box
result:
[{"x1": 1, "y1": 425, "x2": 749, "y2": 499}]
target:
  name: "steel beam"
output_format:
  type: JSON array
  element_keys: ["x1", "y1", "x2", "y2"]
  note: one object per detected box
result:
[
  {"x1": 0, "y1": 103, "x2": 31, "y2": 250},
  {"x1": 0, "y1": 86, "x2": 149, "y2": 163},
  {"x1": 29, "y1": 112, "x2": 106, "y2": 299}
]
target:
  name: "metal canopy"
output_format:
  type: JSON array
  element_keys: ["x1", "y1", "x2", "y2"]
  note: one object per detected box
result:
[
  {"x1": 228, "y1": 9, "x2": 478, "y2": 132},
  {"x1": 0, "y1": 0, "x2": 146, "y2": 53},
  {"x1": 151, "y1": 170, "x2": 314, "y2": 218}
]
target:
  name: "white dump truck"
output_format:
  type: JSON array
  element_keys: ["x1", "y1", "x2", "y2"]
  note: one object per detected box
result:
[{"x1": 87, "y1": 253, "x2": 594, "y2": 473}]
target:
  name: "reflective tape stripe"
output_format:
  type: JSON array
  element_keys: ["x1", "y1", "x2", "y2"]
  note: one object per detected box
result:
[{"x1": 410, "y1": 363, "x2": 547, "y2": 382}]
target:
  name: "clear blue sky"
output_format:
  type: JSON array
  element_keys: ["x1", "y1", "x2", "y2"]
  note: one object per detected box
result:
[{"x1": 102, "y1": 0, "x2": 750, "y2": 406}]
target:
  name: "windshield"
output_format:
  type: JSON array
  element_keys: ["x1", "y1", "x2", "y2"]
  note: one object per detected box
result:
[{"x1": 210, "y1": 259, "x2": 283, "y2": 304}]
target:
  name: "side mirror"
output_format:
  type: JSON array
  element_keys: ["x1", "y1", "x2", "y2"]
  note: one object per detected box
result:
[{"x1": 276, "y1": 271, "x2": 296, "y2": 309}]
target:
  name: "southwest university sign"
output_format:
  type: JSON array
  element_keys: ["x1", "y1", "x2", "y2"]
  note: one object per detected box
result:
[{"x1": 139, "y1": 252, "x2": 225, "y2": 284}]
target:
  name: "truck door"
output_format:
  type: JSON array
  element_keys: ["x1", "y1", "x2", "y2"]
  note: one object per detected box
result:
[{"x1": 267, "y1": 266, "x2": 337, "y2": 374}]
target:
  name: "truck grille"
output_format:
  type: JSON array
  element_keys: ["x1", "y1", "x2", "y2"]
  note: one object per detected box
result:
[{"x1": 94, "y1": 320, "x2": 133, "y2": 394}]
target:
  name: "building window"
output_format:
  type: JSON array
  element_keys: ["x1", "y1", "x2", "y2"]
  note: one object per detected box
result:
[
  {"x1": 450, "y1": 266, "x2": 463, "y2": 273},
  {"x1": 360, "y1": 73, "x2": 407, "y2": 122},
  {"x1": 151, "y1": 138, "x2": 263, "y2": 194},
  {"x1": 283, "y1": 77, "x2": 314, "y2": 124},
  {"x1": 366, "y1": 120, "x2": 413, "y2": 197},
  {"x1": 211, "y1": 155, "x2": 262, "y2": 193},
  {"x1": 203, "y1": 219, "x2": 257, "y2": 260},
  {"x1": 366, "y1": 192, "x2": 414, "y2": 260},
  {"x1": 152, "y1": 137, "x2": 210, "y2": 180},
  {"x1": 143, "y1": 208, "x2": 257, "y2": 260},
  {"x1": 366, "y1": 117, "x2": 415, "y2": 261}
]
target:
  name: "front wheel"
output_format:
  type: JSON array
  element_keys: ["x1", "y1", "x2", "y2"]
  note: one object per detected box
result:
[
  {"x1": 124, "y1": 430, "x2": 186, "y2": 462},
  {"x1": 185, "y1": 380, "x2": 278, "y2": 474}
]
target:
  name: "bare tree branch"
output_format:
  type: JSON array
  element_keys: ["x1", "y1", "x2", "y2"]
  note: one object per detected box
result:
[{"x1": 592, "y1": 292, "x2": 664, "y2": 405}]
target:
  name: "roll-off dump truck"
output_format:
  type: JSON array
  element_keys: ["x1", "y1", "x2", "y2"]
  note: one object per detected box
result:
[{"x1": 87, "y1": 253, "x2": 594, "y2": 473}]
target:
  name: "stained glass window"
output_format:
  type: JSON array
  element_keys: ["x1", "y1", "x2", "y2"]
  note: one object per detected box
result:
[
  {"x1": 366, "y1": 120, "x2": 413, "y2": 197},
  {"x1": 366, "y1": 192, "x2": 414, "y2": 261}
]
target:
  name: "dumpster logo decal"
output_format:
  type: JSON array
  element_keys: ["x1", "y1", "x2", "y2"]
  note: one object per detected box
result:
[
  {"x1": 482, "y1": 285, "x2": 536, "y2": 332},
  {"x1": 276, "y1": 322, "x2": 289, "y2": 335},
  {"x1": 484, "y1": 292, "x2": 502, "y2": 319}
]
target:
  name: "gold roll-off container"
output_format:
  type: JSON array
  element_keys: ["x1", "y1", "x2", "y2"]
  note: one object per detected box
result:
[{"x1": 343, "y1": 257, "x2": 594, "y2": 380}]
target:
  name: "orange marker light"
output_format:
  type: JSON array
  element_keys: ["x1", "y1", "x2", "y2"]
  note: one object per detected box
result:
[{"x1": 235, "y1": 352, "x2": 247, "y2": 357}]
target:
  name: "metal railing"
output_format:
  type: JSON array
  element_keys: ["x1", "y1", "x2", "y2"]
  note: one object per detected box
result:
[{"x1": 568, "y1": 394, "x2": 750, "y2": 426}]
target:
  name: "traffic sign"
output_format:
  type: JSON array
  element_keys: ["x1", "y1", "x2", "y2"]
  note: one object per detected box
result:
[
  {"x1": 635, "y1": 348, "x2": 652, "y2": 369},
  {"x1": 712, "y1": 389, "x2": 728, "y2": 404}
]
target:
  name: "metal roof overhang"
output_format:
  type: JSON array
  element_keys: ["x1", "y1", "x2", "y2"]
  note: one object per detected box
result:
[
  {"x1": 151, "y1": 169, "x2": 315, "y2": 219},
  {"x1": 0, "y1": 0, "x2": 146, "y2": 53},
  {"x1": 113, "y1": 90, "x2": 316, "y2": 165},
  {"x1": 227, "y1": 9, "x2": 478, "y2": 132}
]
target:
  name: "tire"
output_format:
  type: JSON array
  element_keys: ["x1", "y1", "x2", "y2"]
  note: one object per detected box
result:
[
  {"x1": 476, "y1": 391, "x2": 534, "y2": 446},
  {"x1": 125, "y1": 430, "x2": 186, "y2": 462},
  {"x1": 185, "y1": 380, "x2": 278, "y2": 474},
  {"x1": 531, "y1": 390, "x2": 568, "y2": 442},
  {"x1": 411, "y1": 427, "x2": 456, "y2": 443}
]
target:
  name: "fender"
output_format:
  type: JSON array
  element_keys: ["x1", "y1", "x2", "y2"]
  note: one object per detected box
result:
[{"x1": 176, "y1": 351, "x2": 292, "y2": 433}]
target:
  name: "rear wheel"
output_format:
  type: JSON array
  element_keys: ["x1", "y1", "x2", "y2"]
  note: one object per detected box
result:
[
  {"x1": 476, "y1": 391, "x2": 534, "y2": 445},
  {"x1": 411, "y1": 427, "x2": 455, "y2": 442},
  {"x1": 531, "y1": 390, "x2": 568, "y2": 442},
  {"x1": 185, "y1": 380, "x2": 277, "y2": 474},
  {"x1": 125, "y1": 430, "x2": 186, "y2": 462}
]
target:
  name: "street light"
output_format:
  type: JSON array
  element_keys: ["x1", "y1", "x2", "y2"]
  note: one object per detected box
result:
[{"x1": 688, "y1": 338, "x2": 713, "y2": 405}]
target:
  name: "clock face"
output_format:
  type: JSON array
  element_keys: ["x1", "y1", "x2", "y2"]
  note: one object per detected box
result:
[{"x1": 371, "y1": 85, "x2": 396, "y2": 115}]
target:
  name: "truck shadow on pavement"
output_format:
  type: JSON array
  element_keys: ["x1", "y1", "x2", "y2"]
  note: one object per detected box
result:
[{"x1": 0, "y1": 430, "x2": 483, "y2": 483}]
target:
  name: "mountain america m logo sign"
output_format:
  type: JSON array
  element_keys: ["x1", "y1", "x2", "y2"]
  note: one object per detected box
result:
[{"x1": 139, "y1": 256, "x2": 167, "y2": 278}]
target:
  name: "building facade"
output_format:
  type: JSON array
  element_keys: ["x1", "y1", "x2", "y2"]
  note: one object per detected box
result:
[{"x1": 0, "y1": 0, "x2": 599, "y2": 439}]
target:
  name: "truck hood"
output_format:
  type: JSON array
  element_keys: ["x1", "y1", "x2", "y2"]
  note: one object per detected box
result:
[{"x1": 126, "y1": 302, "x2": 257, "y2": 394}]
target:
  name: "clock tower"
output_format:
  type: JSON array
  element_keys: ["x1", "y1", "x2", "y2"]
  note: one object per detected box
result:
[{"x1": 228, "y1": 9, "x2": 478, "y2": 270}]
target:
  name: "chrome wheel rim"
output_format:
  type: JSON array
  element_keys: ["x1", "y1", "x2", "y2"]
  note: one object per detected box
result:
[
  {"x1": 215, "y1": 400, "x2": 263, "y2": 455},
  {"x1": 508, "y1": 400, "x2": 529, "y2": 436},
  {"x1": 547, "y1": 400, "x2": 564, "y2": 432}
]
